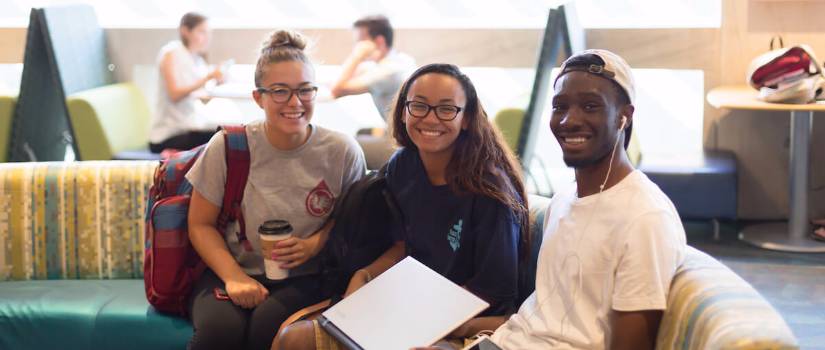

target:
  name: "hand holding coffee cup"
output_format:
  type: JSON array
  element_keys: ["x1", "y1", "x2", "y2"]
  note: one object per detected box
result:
[{"x1": 259, "y1": 220, "x2": 293, "y2": 280}]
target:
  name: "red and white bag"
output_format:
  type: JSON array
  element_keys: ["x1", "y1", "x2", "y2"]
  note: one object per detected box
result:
[{"x1": 746, "y1": 37, "x2": 825, "y2": 104}]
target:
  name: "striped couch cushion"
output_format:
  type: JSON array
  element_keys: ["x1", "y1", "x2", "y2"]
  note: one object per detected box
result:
[
  {"x1": 0, "y1": 161, "x2": 157, "y2": 281},
  {"x1": 656, "y1": 246, "x2": 798, "y2": 350}
]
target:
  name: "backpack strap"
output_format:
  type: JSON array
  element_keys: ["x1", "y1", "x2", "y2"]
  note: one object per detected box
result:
[{"x1": 216, "y1": 125, "x2": 252, "y2": 251}]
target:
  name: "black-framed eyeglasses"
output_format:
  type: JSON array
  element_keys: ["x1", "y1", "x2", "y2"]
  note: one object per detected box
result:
[
  {"x1": 404, "y1": 101, "x2": 463, "y2": 121},
  {"x1": 256, "y1": 86, "x2": 318, "y2": 103}
]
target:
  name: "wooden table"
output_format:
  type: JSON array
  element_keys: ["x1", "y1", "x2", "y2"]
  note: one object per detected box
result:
[{"x1": 707, "y1": 85, "x2": 825, "y2": 253}]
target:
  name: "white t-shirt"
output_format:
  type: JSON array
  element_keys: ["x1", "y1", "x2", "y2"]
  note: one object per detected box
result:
[
  {"x1": 150, "y1": 40, "x2": 209, "y2": 144},
  {"x1": 492, "y1": 170, "x2": 686, "y2": 349},
  {"x1": 185, "y1": 121, "x2": 366, "y2": 277},
  {"x1": 351, "y1": 49, "x2": 416, "y2": 120}
]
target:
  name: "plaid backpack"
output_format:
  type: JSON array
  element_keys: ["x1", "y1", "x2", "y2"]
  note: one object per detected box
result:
[{"x1": 144, "y1": 125, "x2": 250, "y2": 316}]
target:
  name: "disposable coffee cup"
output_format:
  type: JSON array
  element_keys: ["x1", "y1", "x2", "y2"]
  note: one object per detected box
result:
[{"x1": 259, "y1": 220, "x2": 293, "y2": 280}]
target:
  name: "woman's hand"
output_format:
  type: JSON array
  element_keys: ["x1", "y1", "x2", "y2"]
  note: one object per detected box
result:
[
  {"x1": 270, "y1": 233, "x2": 323, "y2": 269},
  {"x1": 208, "y1": 67, "x2": 225, "y2": 84},
  {"x1": 224, "y1": 275, "x2": 268, "y2": 309},
  {"x1": 344, "y1": 269, "x2": 371, "y2": 297}
]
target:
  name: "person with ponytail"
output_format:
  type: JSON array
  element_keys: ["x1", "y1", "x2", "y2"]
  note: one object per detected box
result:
[
  {"x1": 273, "y1": 63, "x2": 528, "y2": 350},
  {"x1": 185, "y1": 30, "x2": 366, "y2": 350},
  {"x1": 149, "y1": 12, "x2": 228, "y2": 153}
]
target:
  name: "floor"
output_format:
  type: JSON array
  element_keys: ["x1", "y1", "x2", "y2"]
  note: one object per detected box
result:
[{"x1": 686, "y1": 221, "x2": 825, "y2": 350}]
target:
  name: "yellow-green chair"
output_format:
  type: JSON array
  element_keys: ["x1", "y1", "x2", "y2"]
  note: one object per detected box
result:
[
  {"x1": 0, "y1": 95, "x2": 17, "y2": 162},
  {"x1": 493, "y1": 108, "x2": 554, "y2": 196},
  {"x1": 66, "y1": 83, "x2": 156, "y2": 160},
  {"x1": 494, "y1": 108, "x2": 525, "y2": 155}
]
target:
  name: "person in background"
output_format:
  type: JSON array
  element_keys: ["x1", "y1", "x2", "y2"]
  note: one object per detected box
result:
[
  {"x1": 149, "y1": 12, "x2": 227, "y2": 153},
  {"x1": 331, "y1": 15, "x2": 416, "y2": 132},
  {"x1": 331, "y1": 15, "x2": 415, "y2": 136},
  {"x1": 330, "y1": 15, "x2": 417, "y2": 169}
]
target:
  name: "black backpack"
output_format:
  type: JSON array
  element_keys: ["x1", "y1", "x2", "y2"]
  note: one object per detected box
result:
[{"x1": 319, "y1": 165, "x2": 400, "y2": 298}]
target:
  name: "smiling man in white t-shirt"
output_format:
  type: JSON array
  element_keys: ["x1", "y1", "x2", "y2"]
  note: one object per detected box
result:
[
  {"x1": 493, "y1": 49, "x2": 686, "y2": 349},
  {"x1": 414, "y1": 49, "x2": 687, "y2": 350}
]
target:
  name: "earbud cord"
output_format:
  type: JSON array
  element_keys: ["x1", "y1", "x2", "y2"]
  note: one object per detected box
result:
[{"x1": 559, "y1": 122, "x2": 624, "y2": 334}]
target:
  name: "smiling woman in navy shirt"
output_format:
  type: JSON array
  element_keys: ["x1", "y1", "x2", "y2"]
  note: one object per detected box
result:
[
  {"x1": 375, "y1": 63, "x2": 528, "y2": 321},
  {"x1": 271, "y1": 63, "x2": 529, "y2": 350}
]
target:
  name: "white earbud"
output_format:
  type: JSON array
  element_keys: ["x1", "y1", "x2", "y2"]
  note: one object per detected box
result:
[{"x1": 619, "y1": 116, "x2": 627, "y2": 130}]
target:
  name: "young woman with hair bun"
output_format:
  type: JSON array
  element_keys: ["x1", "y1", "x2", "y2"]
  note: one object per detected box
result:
[{"x1": 184, "y1": 29, "x2": 366, "y2": 350}]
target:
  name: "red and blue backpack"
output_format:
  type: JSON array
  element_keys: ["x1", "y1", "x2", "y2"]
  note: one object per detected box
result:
[{"x1": 144, "y1": 125, "x2": 251, "y2": 316}]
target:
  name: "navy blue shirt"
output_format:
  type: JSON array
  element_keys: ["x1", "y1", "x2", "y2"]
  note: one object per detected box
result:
[{"x1": 385, "y1": 148, "x2": 521, "y2": 316}]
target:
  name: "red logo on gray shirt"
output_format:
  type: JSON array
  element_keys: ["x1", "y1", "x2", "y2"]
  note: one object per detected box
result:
[{"x1": 306, "y1": 180, "x2": 335, "y2": 217}]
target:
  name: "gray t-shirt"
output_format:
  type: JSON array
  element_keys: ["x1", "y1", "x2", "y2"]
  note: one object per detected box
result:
[{"x1": 186, "y1": 120, "x2": 366, "y2": 277}]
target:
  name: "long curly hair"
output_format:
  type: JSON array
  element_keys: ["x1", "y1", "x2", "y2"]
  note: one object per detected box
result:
[{"x1": 389, "y1": 63, "x2": 529, "y2": 260}]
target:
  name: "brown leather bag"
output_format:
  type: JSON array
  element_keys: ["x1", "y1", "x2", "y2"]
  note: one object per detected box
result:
[{"x1": 276, "y1": 299, "x2": 332, "y2": 337}]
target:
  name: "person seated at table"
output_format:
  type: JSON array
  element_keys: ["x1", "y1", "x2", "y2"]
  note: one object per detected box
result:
[
  {"x1": 330, "y1": 15, "x2": 416, "y2": 131},
  {"x1": 149, "y1": 12, "x2": 228, "y2": 153}
]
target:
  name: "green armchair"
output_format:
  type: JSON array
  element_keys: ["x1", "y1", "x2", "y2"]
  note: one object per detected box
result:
[
  {"x1": 0, "y1": 95, "x2": 16, "y2": 162},
  {"x1": 66, "y1": 83, "x2": 156, "y2": 160}
]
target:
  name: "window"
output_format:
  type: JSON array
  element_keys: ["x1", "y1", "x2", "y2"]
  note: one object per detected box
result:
[
  {"x1": 0, "y1": 0, "x2": 720, "y2": 29},
  {"x1": 574, "y1": 0, "x2": 721, "y2": 28}
]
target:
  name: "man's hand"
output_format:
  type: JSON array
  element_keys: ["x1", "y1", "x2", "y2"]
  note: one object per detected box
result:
[
  {"x1": 352, "y1": 40, "x2": 378, "y2": 61},
  {"x1": 410, "y1": 342, "x2": 458, "y2": 350}
]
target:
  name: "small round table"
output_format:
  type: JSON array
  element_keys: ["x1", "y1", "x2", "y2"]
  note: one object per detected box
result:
[{"x1": 707, "y1": 85, "x2": 825, "y2": 253}]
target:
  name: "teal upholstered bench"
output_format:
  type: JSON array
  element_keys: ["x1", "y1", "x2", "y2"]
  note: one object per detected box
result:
[{"x1": 0, "y1": 280, "x2": 190, "y2": 349}]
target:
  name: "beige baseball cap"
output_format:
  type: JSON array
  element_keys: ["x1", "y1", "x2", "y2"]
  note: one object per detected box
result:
[{"x1": 555, "y1": 49, "x2": 636, "y2": 105}]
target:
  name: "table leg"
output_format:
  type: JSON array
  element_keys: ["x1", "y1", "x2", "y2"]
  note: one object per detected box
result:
[{"x1": 740, "y1": 110, "x2": 825, "y2": 253}]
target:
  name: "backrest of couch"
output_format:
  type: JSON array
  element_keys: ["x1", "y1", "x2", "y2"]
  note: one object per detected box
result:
[
  {"x1": 0, "y1": 161, "x2": 157, "y2": 281},
  {"x1": 656, "y1": 246, "x2": 798, "y2": 350},
  {"x1": 66, "y1": 83, "x2": 151, "y2": 160},
  {"x1": 523, "y1": 194, "x2": 550, "y2": 298}
]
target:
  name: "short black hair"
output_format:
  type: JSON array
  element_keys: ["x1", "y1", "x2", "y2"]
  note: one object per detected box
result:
[
  {"x1": 558, "y1": 53, "x2": 633, "y2": 148},
  {"x1": 353, "y1": 15, "x2": 393, "y2": 48}
]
